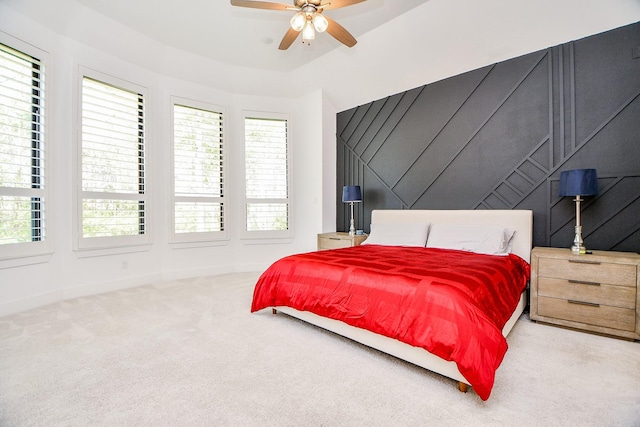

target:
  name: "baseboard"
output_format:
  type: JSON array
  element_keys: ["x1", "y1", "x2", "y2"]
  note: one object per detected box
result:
[
  {"x1": 160, "y1": 265, "x2": 237, "y2": 282},
  {"x1": 233, "y1": 262, "x2": 271, "y2": 274},
  {"x1": 1, "y1": 276, "x2": 166, "y2": 318},
  {"x1": 0, "y1": 290, "x2": 61, "y2": 317},
  {"x1": 1, "y1": 266, "x2": 265, "y2": 318},
  {"x1": 62, "y1": 272, "x2": 164, "y2": 300}
]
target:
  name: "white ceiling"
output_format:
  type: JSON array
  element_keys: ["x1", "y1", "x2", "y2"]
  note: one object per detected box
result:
[
  {"x1": 4, "y1": 0, "x2": 640, "y2": 111},
  {"x1": 4, "y1": 0, "x2": 430, "y2": 72}
]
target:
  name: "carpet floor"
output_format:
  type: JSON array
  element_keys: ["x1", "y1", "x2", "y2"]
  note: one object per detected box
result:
[{"x1": 0, "y1": 272, "x2": 639, "y2": 426}]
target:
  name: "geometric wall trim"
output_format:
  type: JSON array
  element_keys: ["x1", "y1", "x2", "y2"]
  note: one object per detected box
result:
[{"x1": 337, "y1": 21, "x2": 640, "y2": 253}]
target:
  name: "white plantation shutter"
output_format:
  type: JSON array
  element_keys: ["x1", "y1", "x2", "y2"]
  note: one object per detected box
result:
[
  {"x1": 0, "y1": 43, "x2": 46, "y2": 250},
  {"x1": 244, "y1": 115, "x2": 290, "y2": 234},
  {"x1": 80, "y1": 75, "x2": 147, "y2": 244},
  {"x1": 172, "y1": 101, "x2": 226, "y2": 241}
]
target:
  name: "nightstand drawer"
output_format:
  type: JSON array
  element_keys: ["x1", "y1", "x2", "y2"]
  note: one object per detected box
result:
[
  {"x1": 538, "y1": 257, "x2": 636, "y2": 287},
  {"x1": 319, "y1": 236, "x2": 351, "y2": 250},
  {"x1": 538, "y1": 277, "x2": 636, "y2": 309},
  {"x1": 317, "y1": 232, "x2": 367, "y2": 250},
  {"x1": 537, "y1": 296, "x2": 636, "y2": 332}
]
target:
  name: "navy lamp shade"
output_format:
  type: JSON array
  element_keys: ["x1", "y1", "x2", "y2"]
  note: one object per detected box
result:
[
  {"x1": 342, "y1": 186, "x2": 362, "y2": 236},
  {"x1": 342, "y1": 185, "x2": 362, "y2": 203},
  {"x1": 558, "y1": 169, "x2": 598, "y2": 254},
  {"x1": 559, "y1": 169, "x2": 599, "y2": 197}
]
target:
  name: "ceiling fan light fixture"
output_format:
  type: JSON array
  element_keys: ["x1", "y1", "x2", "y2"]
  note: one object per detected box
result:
[
  {"x1": 312, "y1": 13, "x2": 328, "y2": 32},
  {"x1": 230, "y1": 0, "x2": 360, "y2": 50},
  {"x1": 302, "y1": 20, "x2": 315, "y2": 43},
  {"x1": 290, "y1": 12, "x2": 305, "y2": 31}
]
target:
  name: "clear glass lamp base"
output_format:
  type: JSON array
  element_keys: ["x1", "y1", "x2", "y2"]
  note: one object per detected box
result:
[{"x1": 570, "y1": 225, "x2": 586, "y2": 254}]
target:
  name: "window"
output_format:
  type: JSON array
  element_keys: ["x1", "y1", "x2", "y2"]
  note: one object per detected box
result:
[
  {"x1": 0, "y1": 42, "x2": 48, "y2": 260},
  {"x1": 77, "y1": 72, "x2": 148, "y2": 250},
  {"x1": 171, "y1": 99, "x2": 226, "y2": 243},
  {"x1": 243, "y1": 112, "x2": 291, "y2": 238}
]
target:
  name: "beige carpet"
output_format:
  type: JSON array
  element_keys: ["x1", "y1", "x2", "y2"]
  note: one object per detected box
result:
[{"x1": 0, "y1": 272, "x2": 639, "y2": 427}]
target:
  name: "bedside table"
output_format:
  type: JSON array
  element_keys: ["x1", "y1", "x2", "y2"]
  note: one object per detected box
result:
[
  {"x1": 530, "y1": 247, "x2": 640, "y2": 340},
  {"x1": 317, "y1": 232, "x2": 367, "y2": 250}
]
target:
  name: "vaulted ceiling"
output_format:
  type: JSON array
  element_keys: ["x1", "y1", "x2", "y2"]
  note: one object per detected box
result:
[
  {"x1": 3, "y1": 0, "x2": 429, "y2": 72},
  {"x1": 3, "y1": 0, "x2": 639, "y2": 111}
]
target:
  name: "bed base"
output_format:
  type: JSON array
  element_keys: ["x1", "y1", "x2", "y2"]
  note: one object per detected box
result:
[{"x1": 272, "y1": 290, "x2": 526, "y2": 393}]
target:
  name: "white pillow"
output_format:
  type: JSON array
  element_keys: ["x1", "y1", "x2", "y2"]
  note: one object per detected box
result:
[
  {"x1": 426, "y1": 224, "x2": 515, "y2": 255},
  {"x1": 362, "y1": 222, "x2": 430, "y2": 247}
]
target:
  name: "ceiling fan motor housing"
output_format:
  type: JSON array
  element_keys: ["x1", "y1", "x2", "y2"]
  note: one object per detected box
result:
[{"x1": 294, "y1": 0, "x2": 322, "y2": 8}]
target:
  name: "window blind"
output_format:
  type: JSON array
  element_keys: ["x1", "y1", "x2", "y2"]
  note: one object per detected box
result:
[
  {"x1": 173, "y1": 103, "x2": 224, "y2": 235},
  {"x1": 81, "y1": 76, "x2": 145, "y2": 239},
  {"x1": 244, "y1": 116, "x2": 288, "y2": 232},
  {"x1": 0, "y1": 43, "x2": 45, "y2": 245}
]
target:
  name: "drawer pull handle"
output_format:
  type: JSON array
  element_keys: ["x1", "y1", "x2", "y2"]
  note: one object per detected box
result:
[
  {"x1": 329, "y1": 237, "x2": 341, "y2": 240},
  {"x1": 568, "y1": 300, "x2": 600, "y2": 307},
  {"x1": 568, "y1": 259, "x2": 601, "y2": 265},
  {"x1": 568, "y1": 279, "x2": 601, "y2": 286}
]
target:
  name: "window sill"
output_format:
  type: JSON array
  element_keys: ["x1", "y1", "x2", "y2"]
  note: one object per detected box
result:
[
  {"x1": 240, "y1": 237, "x2": 294, "y2": 245},
  {"x1": 74, "y1": 244, "x2": 152, "y2": 259},
  {"x1": 169, "y1": 239, "x2": 230, "y2": 250},
  {"x1": 0, "y1": 252, "x2": 53, "y2": 270}
]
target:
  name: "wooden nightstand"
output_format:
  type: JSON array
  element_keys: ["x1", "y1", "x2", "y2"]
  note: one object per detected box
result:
[
  {"x1": 530, "y1": 247, "x2": 640, "y2": 340},
  {"x1": 317, "y1": 232, "x2": 367, "y2": 250}
]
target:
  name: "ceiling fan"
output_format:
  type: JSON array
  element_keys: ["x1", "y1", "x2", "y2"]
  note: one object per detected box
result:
[{"x1": 230, "y1": 0, "x2": 366, "y2": 50}]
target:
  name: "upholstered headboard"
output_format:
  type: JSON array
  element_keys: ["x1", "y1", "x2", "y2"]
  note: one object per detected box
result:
[{"x1": 370, "y1": 210, "x2": 533, "y2": 263}]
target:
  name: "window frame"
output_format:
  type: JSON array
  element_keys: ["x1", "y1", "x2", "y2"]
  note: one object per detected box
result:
[
  {"x1": 74, "y1": 66, "x2": 151, "y2": 254},
  {"x1": 241, "y1": 110, "x2": 293, "y2": 241},
  {"x1": 169, "y1": 96, "x2": 228, "y2": 245},
  {"x1": 0, "y1": 34, "x2": 51, "y2": 266}
]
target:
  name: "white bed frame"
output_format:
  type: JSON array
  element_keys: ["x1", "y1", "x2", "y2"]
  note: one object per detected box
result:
[{"x1": 274, "y1": 209, "x2": 533, "y2": 393}]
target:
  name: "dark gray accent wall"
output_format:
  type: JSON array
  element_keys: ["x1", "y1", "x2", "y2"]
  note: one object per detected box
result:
[{"x1": 337, "y1": 22, "x2": 640, "y2": 253}]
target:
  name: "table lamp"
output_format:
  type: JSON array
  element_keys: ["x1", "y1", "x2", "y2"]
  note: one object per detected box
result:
[
  {"x1": 342, "y1": 185, "x2": 362, "y2": 236},
  {"x1": 558, "y1": 168, "x2": 598, "y2": 254}
]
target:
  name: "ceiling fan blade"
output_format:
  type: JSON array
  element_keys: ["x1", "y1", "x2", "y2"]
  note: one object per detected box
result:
[
  {"x1": 278, "y1": 27, "x2": 301, "y2": 50},
  {"x1": 319, "y1": 0, "x2": 366, "y2": 11},
  {"x1": 324, "y1": 15, "x2": 357, "y2": 47},
  {"x1": 230, "y1": 0, "x2": 293, "y2": 11}
]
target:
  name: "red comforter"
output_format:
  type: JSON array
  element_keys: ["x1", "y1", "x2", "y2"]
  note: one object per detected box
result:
[{"x1": 251, "y1": 245, "x2": 530, "y2": 400}]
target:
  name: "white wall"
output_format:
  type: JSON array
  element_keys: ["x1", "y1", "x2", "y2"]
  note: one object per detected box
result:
[
  {"x1": 1, "y1": 0, "x2": 639, "y2": 316},
  {"x1": 0, "y1": 4, "x2": 325, "y2": 316},
  {"x1": 300, "y1": 0, "x2": 640, "y2": 112},
  {"x1": 321, "y1": 92, "x2": 338, "y2": 233}
]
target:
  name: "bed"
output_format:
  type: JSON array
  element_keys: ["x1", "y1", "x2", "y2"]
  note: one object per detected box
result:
[{"x1": 251, "y1": 209, "x2": 533, "y2": 400}]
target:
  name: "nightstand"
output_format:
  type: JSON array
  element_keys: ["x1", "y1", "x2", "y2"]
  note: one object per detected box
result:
[
  {"x1": 317, "y1": 232, "x2": 367, "y2": 250},
  {"x1": 530, "y1": 247, "x2": 640, "y2": 340}
]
